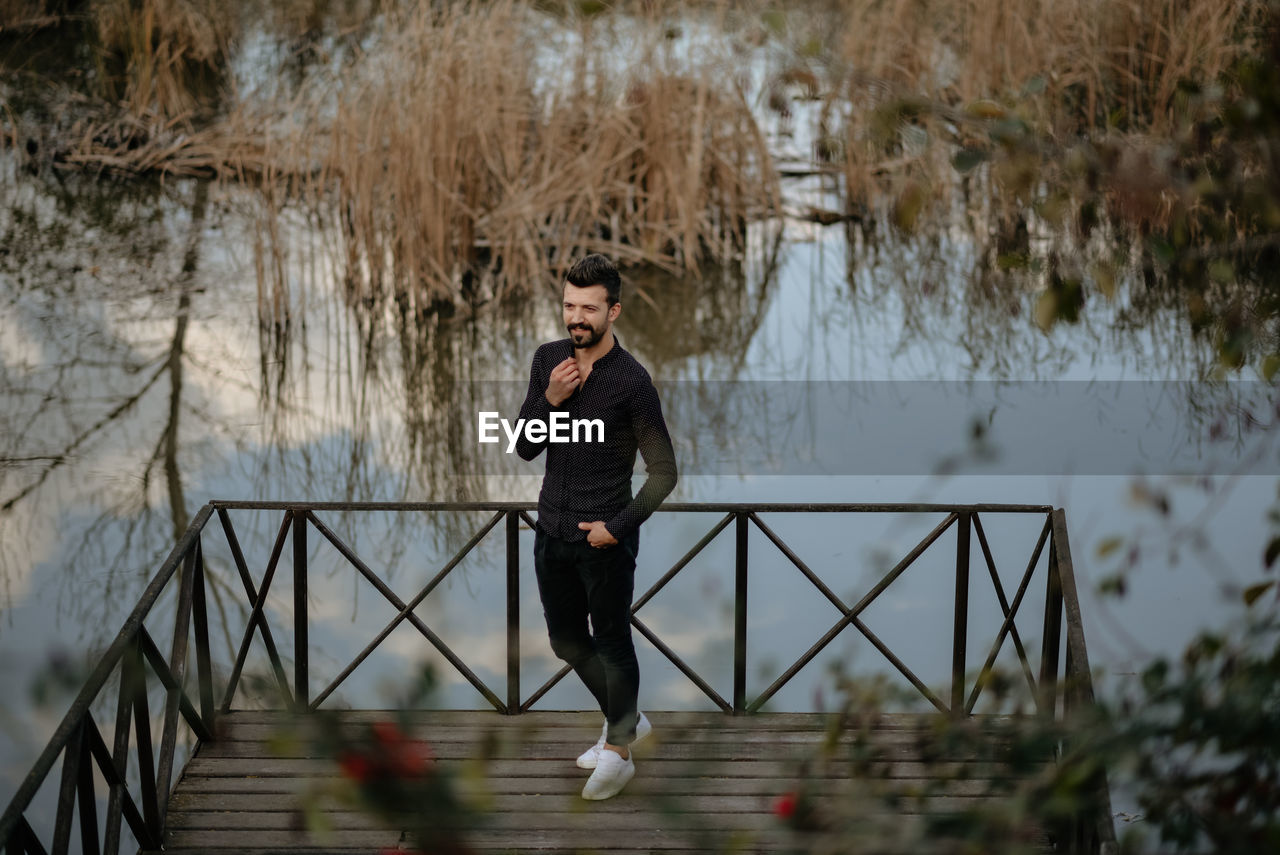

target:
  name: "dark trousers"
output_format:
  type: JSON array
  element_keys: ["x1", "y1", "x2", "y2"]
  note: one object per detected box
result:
[{"x1": 533, "y1": 527, "x2": 640, "y2": 745}]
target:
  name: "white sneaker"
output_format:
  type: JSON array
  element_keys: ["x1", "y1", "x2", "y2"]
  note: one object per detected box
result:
[
  {"x1": 581, "y1": 746, "x2": 635, "y2": 800},
  {"x1": 576, "y1": 712, "x2": 651, "y2": 770}
]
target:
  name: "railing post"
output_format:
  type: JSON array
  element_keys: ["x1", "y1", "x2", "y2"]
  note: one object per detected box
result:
[
  {"x1": 293, "y1": 510, "x2": 309, "y2": 712},
  {"x1": 75, "y1": 721, "x2": 100, "y2": 855},
  {"x1": 128, "y1": 636, "x2": 160, "y2": 838},
  {"x1": 506, "y1": 511, "x2": 520, "y2": 714},
  {"x1": 1039, "y1": 518, "x2": 1065, "y2": 719},
  {"x1": 951, "y1": 511, "x2": 971, "y2": 718},
  {"x1": 155, "y1": 546, "x2": 198, "y2": 827},
  {"x1": 52, "y1": 719, "x2": 83, "y2": 855},
  {"x1": 733, "y1": 512, "x2": 748, "y2": 714},
  {"x1": 191, "y1": 540, "x2": 215, "y2": 731}
]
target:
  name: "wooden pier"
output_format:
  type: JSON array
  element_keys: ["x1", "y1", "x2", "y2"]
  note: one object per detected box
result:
[
  {"x1": 0, "y1": 502, "x2": 1116, "y2": 855},
  {"x1": 159, "y1": 710, "x2": 1035, "y2": 854}
]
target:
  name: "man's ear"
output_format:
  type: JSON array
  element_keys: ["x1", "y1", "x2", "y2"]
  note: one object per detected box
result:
[{"x1": 609, "y1": 301, "x2": 622, "y2": 322}]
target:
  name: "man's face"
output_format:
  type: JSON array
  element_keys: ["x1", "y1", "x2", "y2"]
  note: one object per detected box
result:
[{"x1": 563, "y1": 283, "x2": 619, "y2": 349}]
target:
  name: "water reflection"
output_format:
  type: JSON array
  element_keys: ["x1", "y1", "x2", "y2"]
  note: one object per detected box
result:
[
  {"x1": 0, "y1": 156, "x2": 791, "y2": 620},
  {"x1": 842, "y1": 200, "x2": 1215, "y2": 381},
  {"x1": 0, "y1": 148, "x2": 1269, "y2": 614},
  {"x1": 2, "y1": 128, "x2": 1277, "y2": 841}
]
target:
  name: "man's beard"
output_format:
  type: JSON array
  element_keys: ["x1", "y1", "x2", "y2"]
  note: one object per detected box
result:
[{"x1": 568, "y1": 322, "x2": 605, "y2": 349}]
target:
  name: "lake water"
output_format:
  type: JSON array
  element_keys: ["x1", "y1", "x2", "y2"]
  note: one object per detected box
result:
[{"x1": 2, "y1": 17, "x2": 1278, "y2": 846}]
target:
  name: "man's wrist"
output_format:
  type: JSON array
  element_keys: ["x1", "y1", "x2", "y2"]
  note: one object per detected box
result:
[{"x1": 545, "y1": 390, "x2": 564, "y2": 407}]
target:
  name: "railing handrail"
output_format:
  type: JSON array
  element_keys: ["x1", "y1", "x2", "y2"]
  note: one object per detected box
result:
[
  {"x1": 1, "y1": 499, "x2": 1111, "y2": 854},
  {"x1": 0, "y1": 504, "x2": 215, "y2": 848},
  {"x1": 209, "y1": 499, "x2": 1055, "y2": 513}
]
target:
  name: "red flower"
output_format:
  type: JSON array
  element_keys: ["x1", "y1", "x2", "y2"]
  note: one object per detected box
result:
[
  {"x1": 338, "y1": 749, "x2": 374, "y2": 783},
  {"x1": 369, "y1": 720, "x2": 435, "y2": 778},
  {"x1": 774, "y1": 791, "x2": 798, "y2": 820},
  {"x1": 372, "y1": 720, "x2": 406, "y2": 747},
  {"x1": 394, "y1": 739, "x2": 435, "y2": 777}
]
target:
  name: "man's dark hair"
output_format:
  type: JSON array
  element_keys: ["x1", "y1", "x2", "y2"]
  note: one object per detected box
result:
[{"x1": 565, "y1": 254, "x2": 621, "y2": 306}]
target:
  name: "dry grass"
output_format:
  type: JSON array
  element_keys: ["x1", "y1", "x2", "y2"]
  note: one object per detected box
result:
[
  {"x1": 812, "y1": 0, "x2": 1266, "y2": 229},
  {"x1": 273, "y1": 0, "x2": 778, "y2": 307},
  {"x1": 23, "y1": 1, "x2": 778, "y2": 306},
  {"x1": 829, "y1": 0, "x2": 1262, "y2": 133},
  {"x1": 0, "y1": 0, "x2": 60, "y2": 29},
  {"x1": 91, "y1": 0, "x2": 232, "y2": 119}
]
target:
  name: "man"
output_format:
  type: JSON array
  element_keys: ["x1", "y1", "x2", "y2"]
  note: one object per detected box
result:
[{"x1": 515, "y1": 253, "x2": 678, "y2": 801}]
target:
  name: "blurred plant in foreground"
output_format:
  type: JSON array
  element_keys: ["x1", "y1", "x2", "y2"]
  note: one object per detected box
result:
[
  {"x1": 771, "y1": 606, "x2": 1280, "y2": 854},
  {"x1": 277, "y1": 664, "x2": 480, "y2": 855}
]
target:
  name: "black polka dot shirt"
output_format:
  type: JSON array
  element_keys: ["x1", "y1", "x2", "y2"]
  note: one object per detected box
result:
[{"x1": 516, "y1": 336, "x2": 678, "y2": 542}]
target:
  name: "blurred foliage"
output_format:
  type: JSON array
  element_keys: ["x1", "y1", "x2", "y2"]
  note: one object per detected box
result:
[
  {"x1": 756, "y1": 0, "x2": 1280, "y2": 372},
  {"x1": 289, "y1": 664, "x2": 481, "y2": 855},
  {"x1": 773, "y1": 606, "x2": 1280, "y2": 854}
]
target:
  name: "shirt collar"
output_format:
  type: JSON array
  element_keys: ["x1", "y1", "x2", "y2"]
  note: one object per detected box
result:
[{"x1": 595, "y1": 334, "x2": 622, "y2": 364}]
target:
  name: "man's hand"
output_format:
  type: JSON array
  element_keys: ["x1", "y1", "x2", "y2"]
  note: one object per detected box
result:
[
  {"x1": 578, "y1": 521, "x2": 618, "y2": 548},
  {"x1": 546, "y1": 357, "x2": 581, "y2": 407}
]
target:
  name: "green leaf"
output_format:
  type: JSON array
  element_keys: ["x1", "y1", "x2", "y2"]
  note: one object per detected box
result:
[
  {"x1": 989, "y1": 117, "x2": 1030, "y2": 144},
  {"x1": 1034, "y1": 290, "x2": 1058, "y2": 332},
  {"x1": 965, "y1": 99, "x2": 1006, "y2": 119},
  {"x1": 1208, "y1": 259, "x2": 1235, "y2": 284},
  {"x1": 1265, "y1": 536, "x2": 1280, "y2": 569},
  {"x1": 1098, "y1": 574, "x2": 1127, "y2": 597},
  {"x1": 952, "y1": 147, "x2": 988, "y2": 174},
  {"x1": 761, "y1": 9, "x2": 786, "y2": 35},
  {"x1": 1149, "y1": 236, "x2": 1176, "y2": 266},
  {"x1": 1262, "y1": 353, "x2": 1280, "y2": 383},
  {"x1": 1096, "y1": 536, "x2": 1124, "y2": 558},
  {"x1": 1022, "y1": 75, "x2": 1047, "y2": 96},
  {"x1": 1243, "y1": 580, "x2": 1275, "y2": 606},
  {"x1": 1140, "y1": 660, "x2": 1167, "y2": 692},
  {"x1": 302, "y1": 796, "x2": 335, "y2": 836},
  {"x1": 892, "y1": 180, "x2": 927, "y2": 232},
  {"x1": 1090, "y1": 261, "x2": 1117, "y2": 300}
]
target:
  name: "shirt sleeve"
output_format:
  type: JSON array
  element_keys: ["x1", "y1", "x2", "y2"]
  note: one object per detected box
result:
[
  {"x1": 604, "y1": 375, "x2": 677, "y2": 540},
  {"x1": 515, "y1": 347, "x2": 556, "y2": 461}
]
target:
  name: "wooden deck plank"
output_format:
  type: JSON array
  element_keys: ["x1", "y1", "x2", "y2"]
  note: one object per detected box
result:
[
  {"x1": 176, "y1": 773, "x2": 995, "y2": 796},
  {"x1": 168, "y1": 790, "x2": 998, "y2": 814},
  {"x1": 165, "y1": 809, "x2": 783, "y2": 831},
  {"x1": 196, "y1": 740, "x2": 1005, "y2": 762},
  {"x1": 155, "y1": 710, "x2": 1043, "y2": 854},
  {"x1": 181, "y1": 756, "x2": 1007, "y2": 780},
  {"x1": 210, "y1": 729, "x2": 1000, "y2": 748},
  {"x1": 158, "y1": 827, "x2": 796, "y2": 851},
  {"x1": 218, "y1": 710, "x2": 970, "y2": 727}
]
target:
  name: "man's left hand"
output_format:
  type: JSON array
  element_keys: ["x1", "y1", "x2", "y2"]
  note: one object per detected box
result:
[{"x1": 578, "y1": 521, "x2": 618, "y2": 548}]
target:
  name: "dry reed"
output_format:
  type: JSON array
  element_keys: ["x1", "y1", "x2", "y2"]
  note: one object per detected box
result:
[
  {"x1": 814, "y1": 0, "x2": 1266, "y2": 229},
  {"x1": 92, "y1": 0, "x2": 232, "y2": 119},
  {"x1": 829, "y1": 0, "x2": 1262, "y2": 134},
  {"x1": 22, "y1": 1, "x2": 778, "y2": 306},
  {"x1": 0, "y1": 0, "x2": 58, "y2": 29},
  {"x1": 276, "y1": 0, "x2": 779, "y2": 307}
]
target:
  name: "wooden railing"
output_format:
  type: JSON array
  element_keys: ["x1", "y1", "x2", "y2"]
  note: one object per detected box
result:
[{"x1": 0, "y1": 501, "x2": 1116, "y2": 854}]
